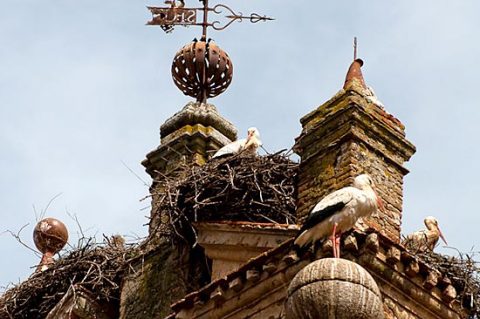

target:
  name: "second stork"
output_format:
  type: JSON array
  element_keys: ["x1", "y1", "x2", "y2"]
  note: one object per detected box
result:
[{"x1": 294, "y1": 174, "x2": 384, "y2": 258}]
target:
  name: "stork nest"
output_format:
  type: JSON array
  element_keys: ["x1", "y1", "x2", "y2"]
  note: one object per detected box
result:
[
  {"x1": 415, "y1": 249, "x2": 480, "y2": 316},
  {"x1": 0, "y1": 239, "x2": 139, "y2": 319},
  {"x1": 150, "y1": 153, "x2": 298, "y2": 244}
]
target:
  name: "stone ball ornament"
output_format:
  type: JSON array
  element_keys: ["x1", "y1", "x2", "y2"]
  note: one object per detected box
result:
[
  {"x1": 286, "y1": 258, "x2": 384, "y2": 319},
  {"x1": 172, "y1": 38, "x2": 233, "y2": 102},
  {"x1": 33, "y1": 217, "x2": 69, "y2": 271}
]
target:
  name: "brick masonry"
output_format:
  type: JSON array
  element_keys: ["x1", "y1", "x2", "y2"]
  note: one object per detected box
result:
[
  {"x1": 117, "y1": 102, "x2": 238, "y2": 319},
  {"x1": 294, "y1": 73, "x2": 416, "y2": 243}
]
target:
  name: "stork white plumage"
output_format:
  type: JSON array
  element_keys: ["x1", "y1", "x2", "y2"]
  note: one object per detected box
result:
[
  {"x1": 294, "y1": 174, "x2": 384, "y2": 258},
  {"x1": 365, "y1": 86, "x2": 385, "y2": 108},
  {"x1": 402, "y1": 216, "x2": 447, "y2": 252},
  {"x1": 212, "y1": 127, "x2": 262, "y2": 158}
]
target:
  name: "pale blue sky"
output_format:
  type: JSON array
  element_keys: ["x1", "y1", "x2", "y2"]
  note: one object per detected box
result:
[{"x1": 1, "y1": 0, "x2": 480, "y2": 288}]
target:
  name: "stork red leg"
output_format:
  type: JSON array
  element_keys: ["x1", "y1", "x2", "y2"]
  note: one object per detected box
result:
[
  {"x1": 331, "y1": 223, "x2": 338, "y2": 258},
  {"x1": 335, "y1": 231, "x2": 342, "y2": 258}
]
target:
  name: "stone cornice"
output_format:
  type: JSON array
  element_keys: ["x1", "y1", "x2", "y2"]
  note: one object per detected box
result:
[
  {"x1": 296, "y1": 91, "x2": 416, "y2": 165},
  {"x1": 165, "y1": 228, "x2": 468, "y2": 319},
  {"x1": 160, "y1": 102, "x2": 237, "y2": 141}
]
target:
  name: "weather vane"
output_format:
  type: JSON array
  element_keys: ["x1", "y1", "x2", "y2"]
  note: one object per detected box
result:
[{"x1": 147, "y1": 0, "x2": 273, "y2": 103}]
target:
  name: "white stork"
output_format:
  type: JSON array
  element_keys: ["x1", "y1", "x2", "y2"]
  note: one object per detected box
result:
[
  {"x1": 402, "y1": 216, "x2": 447, "y2": 252},
  {"x1": 365, "y1": 86, "x2": 385, "y2": 108},
  {"x1": 212, "y1": 127, "x2": 262, "y2": 158},
  {"x1": 294, "y1": 174, "x2": 384, "y2": 258}
]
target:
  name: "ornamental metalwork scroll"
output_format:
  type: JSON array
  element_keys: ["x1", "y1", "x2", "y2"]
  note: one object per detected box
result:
[
  {"x1": 147, "y1": 0, "x2": 273, "y2": 36},
  {"x1": 147, "y1": 0, "x2": 273, "y2": 102},
  {"x1": 147, "y1": 7, "x2": 197, "y2": 26}
]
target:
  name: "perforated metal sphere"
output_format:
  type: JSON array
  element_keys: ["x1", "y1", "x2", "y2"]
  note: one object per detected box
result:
[
  {"x1": 172, "y1": 39, "x2": 233, "y2": 101},
  {"x1": 286, "y1": 258, "x2": 384, "y2": 319},
  {"x1": 33, "y1": 217, "x2": 68, "y2": 254}
]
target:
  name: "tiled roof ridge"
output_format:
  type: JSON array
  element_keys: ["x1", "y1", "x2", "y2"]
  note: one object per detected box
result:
[
  {"x1": 165, "y1": 227, "x2": 464, "y2": 318},
  {"x1": 169, "y1": 236, "x2": 295, "y2": 314}
]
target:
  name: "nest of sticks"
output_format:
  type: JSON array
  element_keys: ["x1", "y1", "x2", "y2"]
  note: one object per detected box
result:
[
  {"x1": 151, "y1": 153, "x2": 298, "y2": 244},
  {"x1": 415, "y1": 250, "x2": 480, "y2": 316},
  {"x1": 0, "y1": 238, "x2": 137, "y2": 319}
]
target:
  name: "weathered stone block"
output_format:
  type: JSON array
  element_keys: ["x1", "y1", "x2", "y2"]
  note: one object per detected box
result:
[{"x1": 120, "y1": 245, "x2": 191, "y2": 319}]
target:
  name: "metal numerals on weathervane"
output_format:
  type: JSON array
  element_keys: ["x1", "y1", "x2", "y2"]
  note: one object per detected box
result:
[{"x1": 147, "y1": 0, "x2": 273, "y2": 103}]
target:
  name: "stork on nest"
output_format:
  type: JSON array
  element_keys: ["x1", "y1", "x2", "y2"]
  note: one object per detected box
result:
[
  {"x1": 212, "y1": 127, "x2": 262, "y2": 158},
  {"x1": 403, "y1": 216, "x2": 448, "y2": 252}
]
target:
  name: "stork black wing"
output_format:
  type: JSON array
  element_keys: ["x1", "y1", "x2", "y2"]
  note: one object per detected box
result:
[{"x1": 298, "y1": 201, "x2": 346, "y2": 233}]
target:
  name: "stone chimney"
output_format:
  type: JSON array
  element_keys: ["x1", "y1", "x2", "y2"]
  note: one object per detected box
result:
[
  {"x1": 142, "y1": 101, "x2": 237, "y2": 235},
  {"x1": 294, "y1": 59, "x2": 416, "y2": 243}
]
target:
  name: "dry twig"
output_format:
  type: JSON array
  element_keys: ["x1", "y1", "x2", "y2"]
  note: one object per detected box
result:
[
  {"x1": 413, "y1": 248, "x2": 480, "y2": 316},
  {"x1": 149, "y1": 153, "x2": 298, "y2": 245},
  {"x1": 0, "y1": 239, "x2": 141, "y2": 319}
]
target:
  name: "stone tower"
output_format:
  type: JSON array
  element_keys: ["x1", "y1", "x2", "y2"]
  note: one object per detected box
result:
[
  {"x1": 118, "y1": 101, "x2": 237, "y2": 319},
  {"x1": 142, "y1": 101, "x2": 237, "y2": 235},
  {"x1": 294, "y1": 58, "x2": 416, "y2": 242}
]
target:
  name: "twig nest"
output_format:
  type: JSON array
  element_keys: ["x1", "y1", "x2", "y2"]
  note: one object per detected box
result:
[
  {"x1": 286, "y1": 258, "x2": 384, "y2": 319},
  {"x1": 33, "y1": 217, "x2": 68, "y2": 254}
]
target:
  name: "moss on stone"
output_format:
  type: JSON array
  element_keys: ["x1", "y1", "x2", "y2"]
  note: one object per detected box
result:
[
  {"x1": 120, "y1": 243, "x2": 210, "y2": 319},
  {"x1": 120, "y1": 244, "x2": 187, "y2": 319}
]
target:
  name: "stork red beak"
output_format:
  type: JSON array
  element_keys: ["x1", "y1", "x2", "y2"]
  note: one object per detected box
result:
[{"x1": 438, "y1": 228, "x2": 448, "y2": 246}]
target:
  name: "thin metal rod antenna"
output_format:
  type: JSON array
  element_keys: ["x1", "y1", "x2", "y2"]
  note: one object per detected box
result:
[
  {"x1": 200, "y1": 0, "x2": 209, "y2": 103},
  {"x1": 202, "y1": 0, "x2": 209, "y2": 39},
  {"x1": 353, "y1": 37, "x2": 357, "y2": 60}
]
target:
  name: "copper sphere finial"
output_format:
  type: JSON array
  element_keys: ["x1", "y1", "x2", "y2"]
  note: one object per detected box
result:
[
  {"x1": 33, "y1": 217, "x2": 68, "y2": 271},
  {"x1": 172, "y1": 38, "x2": 233, "y2": 103}
]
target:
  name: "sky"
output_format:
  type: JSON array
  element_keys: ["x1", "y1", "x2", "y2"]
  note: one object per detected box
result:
[{"x1": 1, "y1": 0, "x2": 480, "y2": 289}]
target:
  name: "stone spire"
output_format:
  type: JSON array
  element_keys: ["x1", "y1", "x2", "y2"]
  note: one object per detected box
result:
[{"x1": 294, "y1": 59, "x2": 416, "y2": 243}]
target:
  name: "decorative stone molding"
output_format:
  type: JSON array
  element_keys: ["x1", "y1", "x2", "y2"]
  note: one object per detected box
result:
[
  {"x1": 160, "y1": 102, "x2": 237, "y2": 141},
  {"x1": 166, "y1": 228, "x2": 468, "y2": 319},
  {"x1": 195, "y1": 221, "x2": 298, "y2": 280},
  {"x1": 142, "y1": 102, "x2": 237, "y2": 178}
]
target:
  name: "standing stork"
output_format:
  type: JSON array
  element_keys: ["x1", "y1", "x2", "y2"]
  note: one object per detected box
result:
[
  {"x1": 294, "y1": 174, "x2": 384, "y2": 258},
  {"x1": 212, "y1": 127, "x2": 262, "y2": 158},
  {"x1": 402, "y1": 216, "x2": 447, "y2": 252}
]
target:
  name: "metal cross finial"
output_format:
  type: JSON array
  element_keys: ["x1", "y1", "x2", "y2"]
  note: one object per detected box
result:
[
  {"x1": 148, "y1": 0, "x2": 272, "y2": 103},
  {"x1": 353, "y1": 37, "x2": 358, "y2": 60},
  {"x1": 147, "y1": 0, "x2": 273, "y2": 37}
]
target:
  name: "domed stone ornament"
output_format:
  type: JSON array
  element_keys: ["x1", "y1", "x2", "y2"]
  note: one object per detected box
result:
[
  {"x1": 33, "y1": 217, "x2": 68, "y2": 271},
  {"x1": 286, "y1": 258, "x2": 384, "y2": 319},
  {"x1": 172, "y1": 39, "x2": 233, "y2": 102}
]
